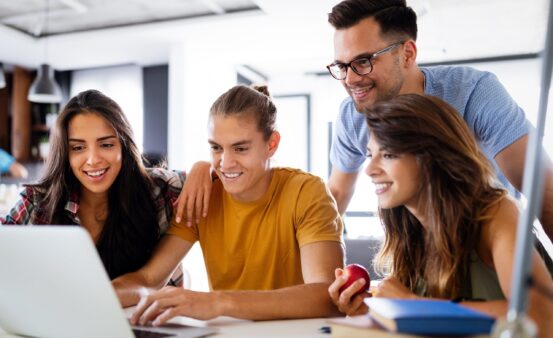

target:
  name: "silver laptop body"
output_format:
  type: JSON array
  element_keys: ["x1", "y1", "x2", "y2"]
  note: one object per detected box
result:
[{"x1": 0, "y1": 226, "x2": 216, "y2": 338}]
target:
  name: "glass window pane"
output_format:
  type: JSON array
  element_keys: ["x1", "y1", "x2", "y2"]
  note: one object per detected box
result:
[{"x1": 272, "y1": 95, "x2": 309, "y2": 171}]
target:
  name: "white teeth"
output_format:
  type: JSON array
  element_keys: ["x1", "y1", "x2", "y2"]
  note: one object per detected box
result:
[
  {"x1": 351, "y1": 85, "x2": 374, "y2": 95},
  {"x1": 222, "y1": 172, "x2": 241, "y2": 178},
  {"x1": 86, "y1": 169, "x2": 107, "y2": 177},
  {"x1": 375, "y1": 183, "x2": 391, "y2": 190}
]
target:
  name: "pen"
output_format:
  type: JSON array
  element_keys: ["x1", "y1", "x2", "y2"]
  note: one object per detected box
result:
[{"x1": 318, "y1": 325, "x2": 331, "y2": 334}]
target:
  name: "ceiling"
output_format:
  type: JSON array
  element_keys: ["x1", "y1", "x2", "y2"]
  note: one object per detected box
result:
[
  {"x1": 0, "y1": 0, "x2": 549, "y2": 76},
  {"x1": 0, "y1": 0, "x2": 260, "y2": 36}
]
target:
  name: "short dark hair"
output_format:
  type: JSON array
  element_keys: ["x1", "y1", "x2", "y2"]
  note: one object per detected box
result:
[{"x1": 328, "y1": 0, "x2": 418, "y2": 41}]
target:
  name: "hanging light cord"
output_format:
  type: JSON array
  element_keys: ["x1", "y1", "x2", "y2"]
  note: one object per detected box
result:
[{"x1": 44, "y1": 0, "x2": 50, "y2": 63}]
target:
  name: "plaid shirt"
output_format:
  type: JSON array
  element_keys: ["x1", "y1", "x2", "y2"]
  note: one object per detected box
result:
[{"x1": 1, "y1": 167, "x2": 186, "y2": 285}]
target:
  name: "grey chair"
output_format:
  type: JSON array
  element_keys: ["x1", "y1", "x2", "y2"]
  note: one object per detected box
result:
[{"x1": 344, "y1": 237, "x2": 383, "y2": 279}]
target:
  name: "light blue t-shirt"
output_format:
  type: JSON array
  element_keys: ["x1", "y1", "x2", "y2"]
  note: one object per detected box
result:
[
  {"x1": 0, "y1": 148, "x2": 15, "y2": 174},
  {"x1": 330, "y1": 66, "x2": 530, "y2": 194}
]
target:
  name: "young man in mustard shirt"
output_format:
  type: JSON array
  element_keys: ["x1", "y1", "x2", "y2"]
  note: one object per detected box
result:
[{"x1": 113, "y1": 85, "x2": 345, "y2": 324}]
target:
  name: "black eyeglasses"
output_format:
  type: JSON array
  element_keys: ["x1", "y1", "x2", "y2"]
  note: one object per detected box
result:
[{"x1": 326, "y1": 41, "x2": 404, "y2": 80}]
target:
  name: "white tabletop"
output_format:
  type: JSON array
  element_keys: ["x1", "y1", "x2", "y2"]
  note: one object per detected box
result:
[
  {"x1": 181, "y1": 316, "x2": 328, "y2": 338},
  {"x1": 0, "y1": 316, "x2": 330, "y2": 338},
  {"x1": 121, "y1": 307, "x2": 329, "y2": 338}
]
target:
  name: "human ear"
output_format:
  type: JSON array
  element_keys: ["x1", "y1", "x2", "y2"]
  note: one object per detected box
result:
[
  {"x1": 268, "y1": 131, "x2": 280, "y2": 155},
  {"x1": 402, "y1": 39, "x2": 418, "y2": 67}
]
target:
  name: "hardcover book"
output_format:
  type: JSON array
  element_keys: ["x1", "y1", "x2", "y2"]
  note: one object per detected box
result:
[
  {"x1": 365, "y1": 298, "x2": 495, "y2": 336},
  {"x1": 328, "y1": 315, "x2": 490, "y2": 338},
  {"x1": 329, "y1": 315, "x2": 433, "y2": 338}
]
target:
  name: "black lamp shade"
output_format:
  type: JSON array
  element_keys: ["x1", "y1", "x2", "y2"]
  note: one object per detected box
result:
[{"x1": 28, "y1": 64, "x2": 62, "y2": 103}]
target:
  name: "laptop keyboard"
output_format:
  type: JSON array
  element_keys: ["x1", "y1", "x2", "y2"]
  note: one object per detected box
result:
[{"x1": 133, "y1": 328, "x2": 175, "y2": 338}]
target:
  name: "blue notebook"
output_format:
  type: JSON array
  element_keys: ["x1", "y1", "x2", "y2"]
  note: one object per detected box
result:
[{"x1": 365, "y1": 298, "x2": 495, "y2": 336}]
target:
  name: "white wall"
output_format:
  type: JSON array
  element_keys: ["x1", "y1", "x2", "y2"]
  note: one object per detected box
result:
[
  {"x1": 70, "y1": 65, "x2": 144, "y2": 151},
  {"x1": 167, "y1": 41, "x2": 237, "y2": 171}
]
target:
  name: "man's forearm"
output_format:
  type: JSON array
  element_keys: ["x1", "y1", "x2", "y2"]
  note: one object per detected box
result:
[
  {"x1": 330, "y1": 187, "x2": 354, "y2": 215},
  {"x1": 112, "y1": 272, "x2": 164, "y2": 308},
  {"x1": 328, "y1": 169, "x2": 359, "y2": 216},
  {"x1": 215, "y1": 282, "x2": 341, "y2": 320},
  {"x1": 114, "y1": 285, "x2": 145, "y2": 308}
]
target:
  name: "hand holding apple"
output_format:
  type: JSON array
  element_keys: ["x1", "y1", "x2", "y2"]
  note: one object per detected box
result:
[
  {"x1": 338, "y1": 263, "x2": 371, "y2": 296},
  {"x1": 328, "y1": 265, "x2": 371, "y2": 316}
]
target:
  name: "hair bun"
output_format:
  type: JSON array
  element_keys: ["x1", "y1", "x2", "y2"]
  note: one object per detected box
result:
[{"x1": 252, "y1": 84, "x2": 271, "y2": 97}]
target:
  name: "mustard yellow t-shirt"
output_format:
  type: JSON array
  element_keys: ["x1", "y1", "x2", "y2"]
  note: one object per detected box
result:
[{"x1": 167, "y1": 167, "x2": 343, "y2": 291}]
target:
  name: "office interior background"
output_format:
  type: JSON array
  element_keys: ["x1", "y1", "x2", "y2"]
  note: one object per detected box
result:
[{"x1": 1, "y1": 0, "x2": 552, "y2": 289}]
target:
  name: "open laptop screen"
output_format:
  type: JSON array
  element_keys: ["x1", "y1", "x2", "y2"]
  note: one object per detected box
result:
[{"x1": 0, "y1": 226, "x2": 216, "y2": 338}]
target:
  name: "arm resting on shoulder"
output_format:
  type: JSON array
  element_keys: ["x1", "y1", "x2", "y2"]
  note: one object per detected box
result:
[
  {"x1": 328, "y1": 167, "x2": 359, "y2": 215},
  {"x1": 112, "y1": 235, "x2": 193, "y2": 307},
  {"x1": 174, "y1": 161, "x2": 213, "y2": 227}
]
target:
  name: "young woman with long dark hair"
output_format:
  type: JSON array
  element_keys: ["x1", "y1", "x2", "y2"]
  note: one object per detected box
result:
[
  {"x1": 1, "y1": 90, "x2": 183, "y2": 283},
  {"x1": 328, "y1": 94, "x2": 553, "y2": 337}
]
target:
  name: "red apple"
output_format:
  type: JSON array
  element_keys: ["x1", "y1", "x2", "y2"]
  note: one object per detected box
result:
[{"x1": 339, "y1": 263, "x2": 371, "y2": 296}]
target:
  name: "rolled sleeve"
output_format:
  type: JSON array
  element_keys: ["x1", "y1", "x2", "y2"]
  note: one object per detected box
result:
[
  {"x1": 166, "y1": 215, "x2": 200, "y2": 244},
  {"x1": 294, "y1": 176, "x2": 344, "y2": 247}
]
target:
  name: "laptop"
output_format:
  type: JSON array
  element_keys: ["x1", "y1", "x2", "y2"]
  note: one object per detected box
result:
[{"x1": 0, "y1": 226, "x2": 217, "y2": 338}]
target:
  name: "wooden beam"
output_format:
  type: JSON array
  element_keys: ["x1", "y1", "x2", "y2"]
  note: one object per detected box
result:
[
  {"x1": 11, "y1": 67, "x2": 32, "y2": 161},
  {"x1": 0, "y1": 85, "x2": 9, "y2": 150}
]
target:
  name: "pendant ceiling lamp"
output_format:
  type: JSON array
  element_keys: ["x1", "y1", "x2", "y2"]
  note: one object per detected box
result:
[
  {"x1": 0, "y1": 63, "x2": 6, "y2": 89},
  {"x1": 27, "y1": 0, "x2": 62, "y2": 103},
  {"x1": 28, "y1": 64, "x2": 62, "y2": 103}
]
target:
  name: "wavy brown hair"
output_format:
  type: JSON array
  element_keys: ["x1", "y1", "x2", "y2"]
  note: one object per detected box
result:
[{"x1": 365, "y1": 94, "x2": 506, "y2": 298}]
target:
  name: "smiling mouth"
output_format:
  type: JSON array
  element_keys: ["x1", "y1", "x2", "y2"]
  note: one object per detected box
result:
[
  {"x1": 349, "y1": 83, "x2": 375, "y2": 99},
  {"x1": 374, "y1": 182, "x2": 392, "y2": 194},
  {"x1": 350, "y1": 83, "x2": 375, "y2": 96},
  {"x1": 84, "y1": 168, "x2": 108, "y2": 178},
  {"x1": 220, "y1": 171, "x2": 243, "y2": 179}
]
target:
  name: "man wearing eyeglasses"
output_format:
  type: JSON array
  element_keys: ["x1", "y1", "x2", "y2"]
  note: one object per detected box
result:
[{"x1": 326, "y1": 0, "x2": 553, "y2": 242}]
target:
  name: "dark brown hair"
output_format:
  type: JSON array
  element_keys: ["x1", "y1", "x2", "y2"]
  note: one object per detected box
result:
[
  {"x1": 365, "y1": 94, "x2": 506, "y2": 298},
  {"x1": 328, "y1": 0, "x2": 417, "y2": 41},
  {"x1": 34, "y1": 89, "x2": 159, "y2": 279},
  {"x1": 210, "y1": 84, "x2": 276, "y2": 140}
]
